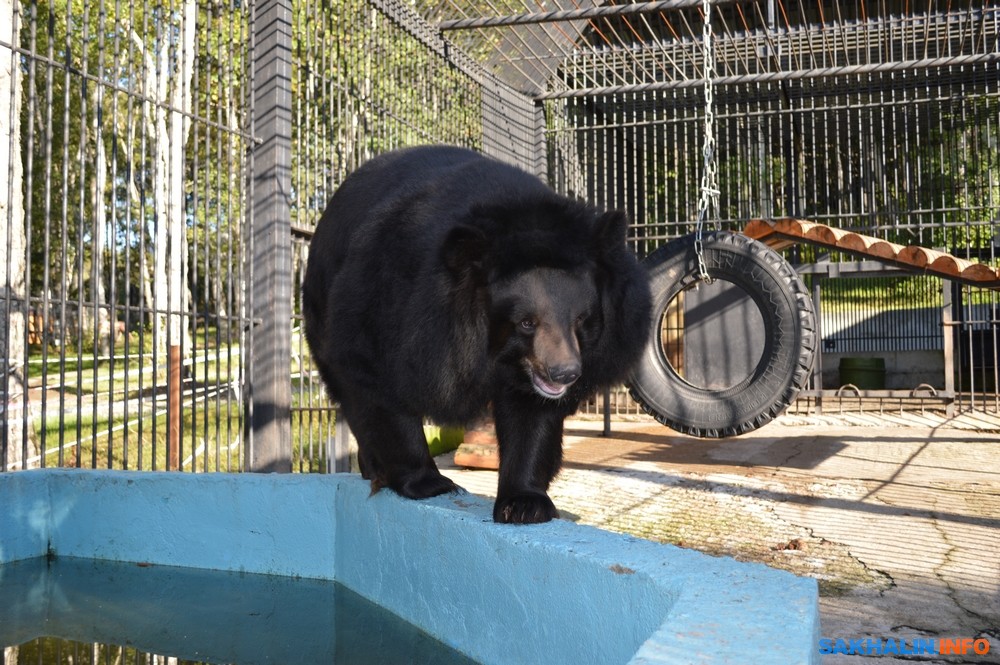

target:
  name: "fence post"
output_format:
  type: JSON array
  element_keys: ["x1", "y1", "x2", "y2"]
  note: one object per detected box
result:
[
  {"x1": 248, "y1": 0, "x2": 293, "y2": 472},
  {"x1": 942, "y1": 280, "x2": 955, "y2": 417}
]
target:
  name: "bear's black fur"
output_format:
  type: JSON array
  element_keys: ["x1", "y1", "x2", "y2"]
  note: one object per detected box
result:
[{"x1": 302, "y1": 146, "x2": 651, "y2": 523}]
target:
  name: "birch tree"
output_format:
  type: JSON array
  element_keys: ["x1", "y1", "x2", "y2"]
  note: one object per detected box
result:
[
  {"x1": 131, "y1": 0, "x2": 197, "y2": 355},
  {"x1": 0, "y1": 0, "x2": 36, "y2": 470}
]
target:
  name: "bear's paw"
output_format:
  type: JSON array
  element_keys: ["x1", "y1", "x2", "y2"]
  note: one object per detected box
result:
[{"x1": 493, "y1": 492, "x2": 558, "y2": 524}]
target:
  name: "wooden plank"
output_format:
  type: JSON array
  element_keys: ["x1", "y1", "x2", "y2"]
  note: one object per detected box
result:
[
  {"x1": 898, "y1": 245, "x2": 948, "y2": 268},
  {"x1": 740, "y1": 218, "x2": 1000, "y2": 289},
  {"x1": 955, "y1": 261, "x2": 1000, "y2": 285},
  {"x1": 809, "y1": 225, "x2": 851, "y2": 246},
  {"x1": 925, "y1": 253, "x2": 964, "y2": 277},
  {"x1": 837, "y1": 233, "x2": 882, "y2": 254},
  {"x1": 743, "y1": 219, "x2": 775, "y2": 240}
]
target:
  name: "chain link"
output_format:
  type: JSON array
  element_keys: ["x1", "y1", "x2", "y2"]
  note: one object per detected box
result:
[{"x1": 694, "y1": 0, "x2": 718, "y2": 283}]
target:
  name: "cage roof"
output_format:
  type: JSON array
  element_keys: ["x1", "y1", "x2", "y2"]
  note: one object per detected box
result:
[{"x1": 418, "y1": 1, "x2": 1000, "y2": 99}]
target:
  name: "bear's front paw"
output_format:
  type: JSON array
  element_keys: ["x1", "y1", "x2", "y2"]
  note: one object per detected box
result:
[
  {"x1": 393, "y1": 469, "x2": 462, "y2": 500},
  {"x1": 493, "y1": 492, "x2": 558, "y2": 524}
]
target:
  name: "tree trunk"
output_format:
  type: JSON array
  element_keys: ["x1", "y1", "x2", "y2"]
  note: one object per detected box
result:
[
  {"x1": 131, "y1": 0, "x2": 195, "y2": 356},
  {"x1": 131, "y1": 1, "x2": 197, "y2": 468},
  {"x1": 92, "y1": 103, "x2": 110, "y2": 355},
  {"x1": 0, "y1": 0, "x2": 37, "y2": 470}
]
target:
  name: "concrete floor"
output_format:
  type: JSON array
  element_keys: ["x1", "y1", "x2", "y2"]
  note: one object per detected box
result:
[{"x1": 438, "y1": 414, "x2": 1000, "y2": 664}]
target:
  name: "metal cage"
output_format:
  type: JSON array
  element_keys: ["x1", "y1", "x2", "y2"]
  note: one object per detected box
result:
[{"x1": 1, "y1": 0, "x2": 997, "y2": 472}]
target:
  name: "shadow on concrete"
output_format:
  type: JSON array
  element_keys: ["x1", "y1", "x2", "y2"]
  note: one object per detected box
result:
[
  {"x1": 562, "y1": 426, "x2": 1000, "y2": 531},
  {"x1": 563, "y1": 459, "x2": 998, "y2": 530},
  {"x1": 565, "y1": 425, "x2": 848, "y2": 470}
]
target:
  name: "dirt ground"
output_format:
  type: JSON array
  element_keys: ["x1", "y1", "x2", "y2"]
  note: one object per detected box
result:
[{"x1": 438, "y1": 414, "x2": 1000, "y2": 664}]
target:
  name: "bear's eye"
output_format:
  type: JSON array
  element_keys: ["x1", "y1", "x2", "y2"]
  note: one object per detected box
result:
[{"x1": 519, "y1": 318, "x2": 537, "y2": 332}]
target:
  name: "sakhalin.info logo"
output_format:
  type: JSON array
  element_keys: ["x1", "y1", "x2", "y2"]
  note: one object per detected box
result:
[{"x1": 818, "y1": 636, "x2": 991, "y2": 656}]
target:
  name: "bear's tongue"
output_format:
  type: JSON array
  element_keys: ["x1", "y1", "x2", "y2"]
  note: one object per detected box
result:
[{"x1": 532, "y1": 371, "x2": 569, "y2": 398}]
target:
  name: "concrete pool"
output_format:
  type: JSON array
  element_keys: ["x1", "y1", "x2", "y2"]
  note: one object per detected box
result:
[{"x1": 0, "y1": 469, "x2": 819, "y2": 664}]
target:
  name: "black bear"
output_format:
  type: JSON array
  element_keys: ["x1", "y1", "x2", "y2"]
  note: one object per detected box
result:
[{"x1": 302, "y1": 146, "x2": 651, "y2": 523}]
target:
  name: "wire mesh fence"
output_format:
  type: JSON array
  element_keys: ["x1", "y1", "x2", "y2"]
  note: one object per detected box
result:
[
  {"x1": 1, "y1": 0, "x2": 252, "y2": 472},
  {"x1": 1, "y1": 0, "x2": 998, "y2": 472},
  {"x1": 523, "y1": 1, "x2": 999, "y2": 417}
]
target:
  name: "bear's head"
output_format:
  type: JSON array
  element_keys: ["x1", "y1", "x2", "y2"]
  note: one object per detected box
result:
[
  {"x1": 441, "y1": 201, "x2": 649, "y2": 401},
  {"x1": 488, "y1": 266, "x2": 598, "y2": 399}
]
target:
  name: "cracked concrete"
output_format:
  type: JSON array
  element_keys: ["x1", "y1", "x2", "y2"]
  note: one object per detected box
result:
[{"x1": 438, "y1": 415, "x2": 1000, "y2": 664}]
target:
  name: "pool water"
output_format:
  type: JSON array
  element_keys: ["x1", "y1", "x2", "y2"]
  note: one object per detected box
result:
[{"x1": 0, "y1": 557, "x2": 478, "y2": 665}]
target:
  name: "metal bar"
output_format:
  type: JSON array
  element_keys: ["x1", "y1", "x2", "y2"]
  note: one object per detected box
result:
[
  {"x1": 798, "y1": 389, "x2": 956, "y2": 400},
  {"x1": 168, "y1": 344, "x2": 181, "y2": 470},
  {"x1": 438, "y1": 0, "x2": 734, "y2": 31},
  {"x1": 811, "y1": 277, "x2": 823, "y2": 413},
  {"x1": 602, "y1": 387, "x2": 612, "y2": 437},
  {"x1": 942, "y1": 280, "x2": 956, "y2": 417},
  {"x1": 369, "y1": 0, "x2": 493, "y2": 89},
  {"x1": 332, "y1": 407, "x2": 355, "y2": 474},
  {"x1": 533, "y1": 52, "x2": 1000, "y2": 99},
  {"x1": 248, "y1": 0, "x2": 293, "y2": 473}
]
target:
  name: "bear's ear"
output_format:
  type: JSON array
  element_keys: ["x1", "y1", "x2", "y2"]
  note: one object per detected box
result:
[
  {"x1": 442, "y1": 225, "x2": 488, "y2": 278},
  {"x1": 593, "y1": 210, "x2": 629, "y2": 252}
]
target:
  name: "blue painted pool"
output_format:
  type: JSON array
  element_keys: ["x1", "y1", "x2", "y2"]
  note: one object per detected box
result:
[{"x1": 0, "y1": 470, "x2": 820, "y2": 664}]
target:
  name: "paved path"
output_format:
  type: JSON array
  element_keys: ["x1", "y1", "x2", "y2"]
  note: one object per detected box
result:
[{"x1": 438, "y1": 415, "x2": 1000, "y2": 664}]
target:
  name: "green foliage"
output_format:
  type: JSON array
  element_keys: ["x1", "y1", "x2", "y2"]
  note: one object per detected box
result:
[
  {"x1": 819, "y1": 275, "x2": 942, "y2": 313},
  {"x1": 289, "y1": 0, "x2": 484, "y2": 234},
  {"x1": 543, "y1": 78, "x2": 999, "y2": 261}
]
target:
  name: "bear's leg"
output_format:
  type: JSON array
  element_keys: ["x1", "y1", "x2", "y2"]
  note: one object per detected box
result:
[
  {"x1": 339, "y1": 397, "x2": 460, "y2": 499},
  {"x1": 492, "y1": 397, "x2": 565, "y2": 524}
]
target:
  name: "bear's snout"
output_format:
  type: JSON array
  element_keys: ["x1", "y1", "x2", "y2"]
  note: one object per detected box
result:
[
  {"x1": 546, "y1": 362, "x2": 581, "y2": 386},
  {"x1": 527, "y1": 319, "x2": 583, "y2": 399},
  {"x1": 528, "y1": 356, "x2": 581, "y2": 399}
]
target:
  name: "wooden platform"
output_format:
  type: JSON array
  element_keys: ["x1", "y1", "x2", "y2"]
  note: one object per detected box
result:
[{"x1": 743, "y1": 218, "x2": 1000, "y2": 289}]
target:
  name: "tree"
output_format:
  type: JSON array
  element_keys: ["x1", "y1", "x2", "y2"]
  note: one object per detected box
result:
[
  {"x1": 18, "y1": 0, "x2": 248, "y2": 347},
  {"x1": 1, "y1": 0, "x2": 36, "y2": 469},
  {"x1": 127, "y1": 0, "x2": 197, "y2": 356}
]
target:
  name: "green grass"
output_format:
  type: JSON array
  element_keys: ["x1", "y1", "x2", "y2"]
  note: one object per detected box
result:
[
  {"x1": 24, "y1": 324, "x2": 341, "y2": 473},
  {"x1": 819, "y1": 275, "x2": 943, "y2": 313},
  {"x1": 35, "y1": 399, "x2": 245, "y2": 472},
  {"x1": 27, "y1": 335, "x2": 242, "y2": 403},
  {"x1": 33, "y1": 390, "x2": 336, "y2": 473}
]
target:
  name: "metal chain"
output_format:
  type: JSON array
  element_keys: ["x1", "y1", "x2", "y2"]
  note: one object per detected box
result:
[{"x1": 694, "y1": 0, "x2": 718, "y2": 283}]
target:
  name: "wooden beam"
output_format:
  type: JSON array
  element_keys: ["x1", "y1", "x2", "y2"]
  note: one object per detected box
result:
[{"x1": 743, "y1": 219, "x2": 1000, "y2": 289}]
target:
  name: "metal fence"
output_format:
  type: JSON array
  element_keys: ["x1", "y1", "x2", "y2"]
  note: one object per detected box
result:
[
  {"x1": 2, "y1": 0, "x2": 998, "y2": 472},
  {"x1": 530, "y1": 1, "x2": 999, "y2": 416},
  {"x1": 0, "y1": 0, "x2": 540, "y2": 473},
  {"x1": 818, "y1": 276, "x2": 944, "y2": 355},
  {"x1": 1, "y1": 0, "x2": 253, "y2": 472}
]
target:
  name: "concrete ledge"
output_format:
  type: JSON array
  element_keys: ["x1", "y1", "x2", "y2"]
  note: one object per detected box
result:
[{"x1": 0, "y1": 469, "x2": 819, "y2": 664}]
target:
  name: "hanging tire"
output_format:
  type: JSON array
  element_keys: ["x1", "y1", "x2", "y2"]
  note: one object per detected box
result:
[{"x1": 627, "y1": 231, "x2": 816, "y2": 438}]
